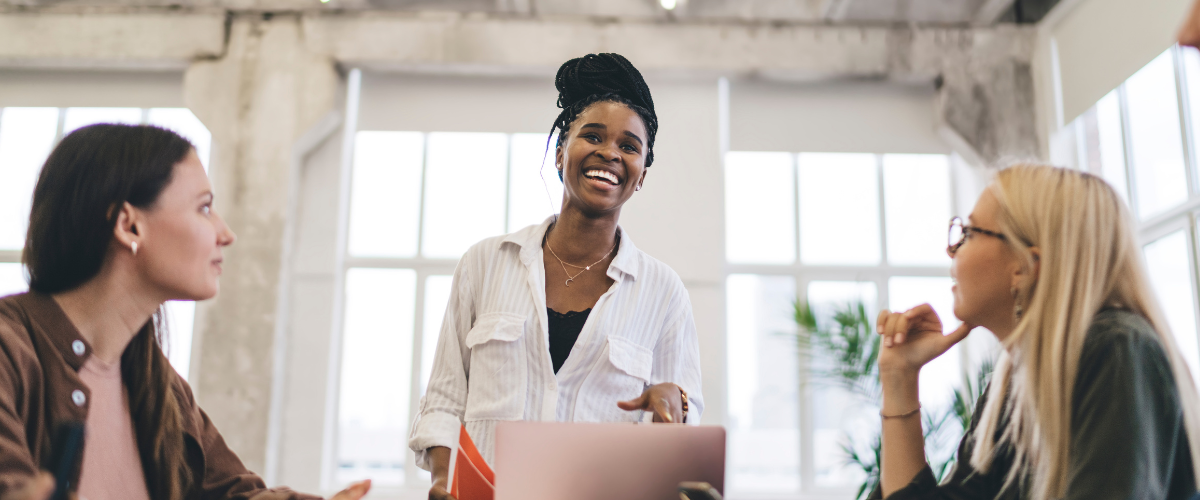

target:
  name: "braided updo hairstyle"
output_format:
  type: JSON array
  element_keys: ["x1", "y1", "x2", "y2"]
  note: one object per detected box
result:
[{"x1": 550, "y1": 53, "x2": 658, "y2": 178}]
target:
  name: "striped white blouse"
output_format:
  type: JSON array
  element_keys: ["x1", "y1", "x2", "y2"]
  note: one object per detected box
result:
[{"x1": 407, "y1": 216, "x2": 705, "y2": 468}]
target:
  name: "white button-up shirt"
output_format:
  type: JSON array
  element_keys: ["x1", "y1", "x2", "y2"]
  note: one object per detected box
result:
[{"x1": 408, "y1": 217, "x2": 704, "y2": 468}]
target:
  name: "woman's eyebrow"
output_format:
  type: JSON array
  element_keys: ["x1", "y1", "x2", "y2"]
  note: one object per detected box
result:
[{"x1": 623, "y1": 130, "x2": 643, "y2": 146}]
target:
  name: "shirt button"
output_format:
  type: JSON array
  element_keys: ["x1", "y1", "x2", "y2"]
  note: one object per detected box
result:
[
  {"x1": 71, "y1": 390, "x2": 86, "y2": 407},
  {"x1": 71, "y1": 340, "x2": 85, "y2": 356}
]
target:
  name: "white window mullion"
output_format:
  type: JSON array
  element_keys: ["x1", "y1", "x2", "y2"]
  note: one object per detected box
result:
[
  {"x1": 406, "y1": 271, "x2": 430, "y2": 486},
  {"x1": 1118, "y1": 85, "x2": 1141, "y2": 221},
  {"x1": 1173, "y1": 46, "x2": 1199, "y2": 198}
]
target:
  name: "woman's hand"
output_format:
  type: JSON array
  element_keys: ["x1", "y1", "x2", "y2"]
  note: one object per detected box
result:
[
  {"x1": 329, "y1": 480, "x2": 371, "y2": 500},
  {"x1": 876, "y1": 304, "x2": 973, "y2": 375},
  {"x1": 617, "y1": 383, "x2": 684, "y2": 423},
  {"x1": 426, "y1": 446, "x2": 456, "y2": 500},
  {"x1": 1, "y1": 473, "x2": 55, "y2": 500},
  {"x1": 428, "y1": 481, "x2": 455, "y2": 500}
]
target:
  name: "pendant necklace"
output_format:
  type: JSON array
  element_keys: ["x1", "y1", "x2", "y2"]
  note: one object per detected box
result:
[{"x1": 544, "y1": 222, "x2": 618, "y2": 287}]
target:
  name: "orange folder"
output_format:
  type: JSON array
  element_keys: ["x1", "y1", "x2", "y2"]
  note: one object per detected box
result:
[{"x1": 450, "y1": 425, "x2": 495, "y2": 500}]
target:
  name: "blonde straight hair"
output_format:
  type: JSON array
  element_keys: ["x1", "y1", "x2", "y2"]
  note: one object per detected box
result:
[{"x1": 968, "y1": 164, "x2": 1200, "y2": 499}]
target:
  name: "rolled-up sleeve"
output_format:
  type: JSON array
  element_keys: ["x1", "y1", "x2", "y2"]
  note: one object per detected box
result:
[
  {"x1": 408, "y1": 259, "x2": 476, "y2": 470},
  {"x1": 652, "y1": 286, "x2": 704, "y2": 424}
]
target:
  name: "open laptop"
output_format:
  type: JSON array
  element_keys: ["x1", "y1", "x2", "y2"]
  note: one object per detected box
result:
[{"x1": 494, "y1": 422, "x2": 725, "y2": 500}]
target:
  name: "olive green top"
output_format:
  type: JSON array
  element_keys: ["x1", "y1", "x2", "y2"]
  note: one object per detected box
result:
[{"x1": 872, "y1": 309, "x2": 1196, "y2": 500}]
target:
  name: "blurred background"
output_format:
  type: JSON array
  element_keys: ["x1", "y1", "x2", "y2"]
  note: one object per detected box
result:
[{"x1": 0, "y1": 0, "x2": 1196, "y2": 498}]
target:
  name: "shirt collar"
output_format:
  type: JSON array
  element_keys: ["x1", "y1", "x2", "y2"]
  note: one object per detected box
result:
[
  {"x1": 15, "y1": 292, "x2": 92, "y2": 370},
  {"x1": 503, "y1": 215, "x2": 641, "y2": 282}
]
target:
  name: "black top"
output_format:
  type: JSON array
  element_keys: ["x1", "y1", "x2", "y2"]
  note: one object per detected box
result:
[
  {"x1": 547, "y1": 308, "x2": 591, "y2": 373},
  {"x1": 871, "y1": 309, "x2": 1197, "y2": 500}
]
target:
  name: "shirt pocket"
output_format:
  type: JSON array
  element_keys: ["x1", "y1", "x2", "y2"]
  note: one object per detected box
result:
[
  {"x1": 575, "y1": 335, "x2": 654, "y2": 423},
  {"x1": 464, "y1": 312, "x2": 528, "y2": 421}
]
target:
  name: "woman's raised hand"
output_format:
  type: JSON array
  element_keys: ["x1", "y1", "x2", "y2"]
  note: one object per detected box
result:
[
  {"x1": 329, "y1": 480, "x2": 371, "y2": 500},
  {"x1": 876, "y1": 304, "x2": 973, "y2": 374}
]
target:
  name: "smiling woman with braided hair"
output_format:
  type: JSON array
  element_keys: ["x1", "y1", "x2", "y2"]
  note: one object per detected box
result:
[{"x1": 408, "y1": 53, "x2": 704, "y2": 500}]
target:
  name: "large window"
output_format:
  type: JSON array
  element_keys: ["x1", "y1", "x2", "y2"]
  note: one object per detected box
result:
[
  {"x1": 1067, "y1": 46, "x2": 1200, "y2": 384},
  {"x1": 334, "y1": 130, "x2": 559, "y2": 487},
  {"x1": 724, "y1": 151, "x2": 960, "y2": 494},
  {"x1": 0, "y1": 106, "x2": 210, "y2": 379}
]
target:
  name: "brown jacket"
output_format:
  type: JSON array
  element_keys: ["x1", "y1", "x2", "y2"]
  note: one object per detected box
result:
[{"x1": 0, "y1": 292, "x2": 321, "y2": 500}]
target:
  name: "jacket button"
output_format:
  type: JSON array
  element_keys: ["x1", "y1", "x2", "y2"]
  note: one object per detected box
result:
[
  {"x1": 71, "y1": 340, "x2": 85, "y2": 356},
  {"x1": 71, "y1": 390, "x2": 86, "y2": 407}
]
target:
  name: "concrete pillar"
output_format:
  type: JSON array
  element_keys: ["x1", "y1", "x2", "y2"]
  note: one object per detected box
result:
[
  {"x1": 184, "y1": 12, "x2": 340, "y2": 474},
  {"x1": 916, "y1": 27, "x2": 1042, "y2": 165}
]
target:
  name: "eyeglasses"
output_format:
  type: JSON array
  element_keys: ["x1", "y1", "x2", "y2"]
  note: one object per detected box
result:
[{"x1": 948, "y1": 216, "x2": 1007, "y2": 255}]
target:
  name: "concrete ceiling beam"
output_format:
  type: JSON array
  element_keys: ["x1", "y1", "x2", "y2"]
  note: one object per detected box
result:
[
  {"x1": 0, "y1": 9, "x2": 1040, "y2": 164},
  {"x1": 974, "y1": 0, "x2": 1015, "y2": 24},
  {"x1": 0, "y1": 11, "x2": 226, "y2": 69}
]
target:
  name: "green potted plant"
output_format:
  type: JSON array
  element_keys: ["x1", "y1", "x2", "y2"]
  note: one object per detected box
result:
[{"x1": 793, "y1": 300, "x2": 992, "y2": 499}]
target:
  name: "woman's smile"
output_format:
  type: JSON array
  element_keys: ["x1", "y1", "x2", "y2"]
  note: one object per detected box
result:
[{"x1": 583, "y1": 167, "x2": 623, "y2": 191}]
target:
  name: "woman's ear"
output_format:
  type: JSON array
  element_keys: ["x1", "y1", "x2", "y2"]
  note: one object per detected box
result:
[
  {"x1": 555, "y1": 145, "x2": 564, "y2": 181},
  {"x1": 636, "y1": 169, "x2": 649, "y2": 191},
  {"x1": 1010, "y1": 246, "x2": 1041, "y2": 291},
  {"x1": 112, "y1": 201, "x2": 142, "y2": 254}
]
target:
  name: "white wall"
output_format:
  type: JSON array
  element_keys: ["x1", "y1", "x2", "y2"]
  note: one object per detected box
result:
[
  {"x1": 1047, "y1": 0, "x2": 1192, "y2": 125},
  {"x1": 0, "y1": 69, "x2": 184, "y2": 108},
  {"x1": 730, "y1": 79, "x2": 948, "y2": 154}
]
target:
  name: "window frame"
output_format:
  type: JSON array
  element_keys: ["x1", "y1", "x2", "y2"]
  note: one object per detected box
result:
[
  {"x1": 724, "y1": 152, "x2": 958, "y2": 495},
  {"x1": 331, "y1": 129, "x2": 557, "y2": 489},
  {"x1": 1069, "y1": 45, "x2": 1200, "y2": 377}
]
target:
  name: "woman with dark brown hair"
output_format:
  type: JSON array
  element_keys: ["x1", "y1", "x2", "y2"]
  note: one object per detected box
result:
[{"x1": 0, "y1": 124, "x2": 371, "y2": 500}]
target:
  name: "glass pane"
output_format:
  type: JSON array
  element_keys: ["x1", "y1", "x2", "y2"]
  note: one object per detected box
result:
[
  {"x1": 162, "y1": 300, "x2": 195, "y2": 381},
  {"x1": 508, "y1": 133, "x2": 561, "y2": 232},
  {"x1": 422, "y1": 133, "x2": 508, "y2": 259},
  {"x1": 420, "y1": 275, "x2": 453, "y2": 394},
  {"x1": 799, "y1": 153, "x2": 881, "y2": 265},
  {"x1": 348, "y1": 132, "x2": 424, "y2": 258},
  {"x1": 62, "y1": 107, "x2": 141, "y2": 135},
  {"x1": 0, "y1": 263, "x2": 27, "y2": 297},
  {"x1": 147, "y1": 108, "x2": 213, "y2": 170},
  {"x1": 726, "y1": 274, "x2": 799, "y2": 493},
  {"x1": 0, "y1": 108, "x2": 59, "y2": 250},
  {"x1": 337, "y1": 268, "x2": 417, "y2": 487},
  {"x1": 1125, "y1": 50, "x2": 1188, "y2": 219},
  {"x1": 1143, "y1": 231, "x2": 1200, "y2": 386},
  {"x1": 1095, "y1": 91, "x2": 1130, "y2": 204},
  {"x1": 882, "y1": 155, "x2": 952, "y2": 266},
  {"x1": 805, "y1": 280, "x2": 878, "y2": 488},
  {"x1": 724, "y1": 152, "x2": 796, "y2": 265}
]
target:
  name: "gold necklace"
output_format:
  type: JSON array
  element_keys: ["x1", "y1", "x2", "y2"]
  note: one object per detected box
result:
[{"x1": 544, "y1": 224, "x2": 618, "y2": 287}]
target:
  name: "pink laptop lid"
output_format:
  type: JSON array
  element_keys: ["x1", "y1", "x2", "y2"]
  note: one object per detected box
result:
[{"x1": 494, "y1": 422, "x2": 725, "y2": 500}]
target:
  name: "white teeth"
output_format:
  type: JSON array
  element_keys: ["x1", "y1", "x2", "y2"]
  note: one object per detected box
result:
[{"x1": 585, "y1": 170, "x2": 619, "y2": 184}]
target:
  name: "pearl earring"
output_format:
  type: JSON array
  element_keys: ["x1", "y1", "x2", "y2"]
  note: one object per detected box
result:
[{"x1": 131, "y1": 241, "x2": 138, "y2": 256}]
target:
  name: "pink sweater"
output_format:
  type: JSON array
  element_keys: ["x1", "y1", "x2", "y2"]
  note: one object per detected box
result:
[{"x1": 76, "y1": 356, "x2": 151, "y2": 500}]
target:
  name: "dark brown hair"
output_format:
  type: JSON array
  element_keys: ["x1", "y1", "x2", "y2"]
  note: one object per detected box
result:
[
  {"x1": 24, "y1": 124, "x2": 194, "y2": 499},
  {"x1": 550, "y1": 53, "x2": 659, "y2": 174}
]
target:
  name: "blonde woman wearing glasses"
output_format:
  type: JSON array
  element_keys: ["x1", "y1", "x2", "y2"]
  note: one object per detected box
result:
[{"x1": 873, "y1": 164, "x2": 1200, "y2": 499}]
